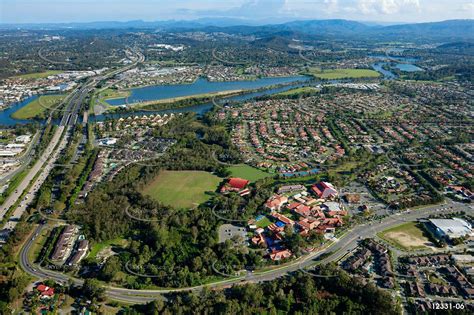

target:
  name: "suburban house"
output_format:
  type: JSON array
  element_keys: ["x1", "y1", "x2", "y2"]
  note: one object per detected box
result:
[
  {"x1": 251, "y1": 233, "x2": 267, "y2": 247},
  {"x1": 269, "y1": 249, "x2": 292, "y2": 261},
  {"x1": 297, "y1": 218, "x2": 320, "y2": 231},
  {"x1": 271, "y1": 212, "x2": 295, "y2": 226},
  {"x1": 264, "y1": 195, "x2": 289, "y2": 211},
  {"x1": 293, "y1": 204, "x2": 311, "y2": 217},
  {"x1": 36, "y1": 284, "x2": 55, "y2": 299}
]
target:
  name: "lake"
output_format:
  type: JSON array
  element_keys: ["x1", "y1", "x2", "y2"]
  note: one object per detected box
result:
[
  {"x1": 370, "y1": 55, "x2": 420, "y2": 63},
  {"x1": 0, "y1": 96, "x2": 38, "y2": 126},
  {"x1": 371, "y1": 63, "x2": 397, "y2": 79},
  {"x1": 370, "y1": 54, "x2": 423, "y2": 77},
  {"x1": 0, "y1": 76, "x2": 311, "y2": 126},
  {"x1": 394, "y1": 63, "x2": 424, "y2": 72},
  {"x1": 92, "y1": 80, "x2": 316, "y2": 122},
  {"x1": 106, "y1": 76, "x2": 311, "y2": 106}
]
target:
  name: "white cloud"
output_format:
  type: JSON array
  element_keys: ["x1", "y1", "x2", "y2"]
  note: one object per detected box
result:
[
  {"x1": 460, "y1": 2, "x2": 474, "y2": 13},
  {"x1": 358, "y1": 0, "x2": 420, "y2": 15},
  {"x1": 324, "y1": 0, "x2": 340, "y2": 13}
]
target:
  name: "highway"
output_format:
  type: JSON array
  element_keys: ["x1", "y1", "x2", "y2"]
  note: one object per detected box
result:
[
  {"x1": 0, "y1": 82, "x2": 87, "y2": 234},
  {"x1": 19, "y1": 200, "x2": 472, "y2": 304},
  {"x1": 0, "y1": 48, "x2": 144, "y2": 241},
  {"x1": 0, "y1": 126, "x2": 65, "y2": 223},
  {"x1": 0, "y1": 80, "x2": 89, "y2": 225}
]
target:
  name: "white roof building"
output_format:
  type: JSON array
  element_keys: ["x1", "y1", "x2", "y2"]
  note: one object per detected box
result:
[
  {"x1": 452, "y1": 254, "x2": 474, "y2": 264},
  {"x1": 429, "y1": 218, "x2": 473, "y2": 240},
  {"x1": 323, "y1": 201, "x2": 342, "y2": 212},
  {"x1": 15, "y1": 135, "x2": 31, "y2": 143},
  {"x1": 0, "y1": 150, "x2": 17, "y2": 157},
  {"x1": 98, "y1": 138, "x2": 118, "y2": 146}
]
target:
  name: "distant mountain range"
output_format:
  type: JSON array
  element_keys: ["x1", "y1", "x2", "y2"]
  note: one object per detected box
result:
[
  {"x1": 210, "y1": 19, "x2": 474, "y2": 41},
  {"x1": 1, "y1": 18, "x2": 473, "y2": 41}
]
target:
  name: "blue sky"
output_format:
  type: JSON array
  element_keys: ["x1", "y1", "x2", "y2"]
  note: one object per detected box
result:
[{"x1": 1, "y1": 0, "x2": 473, "y2": 24}]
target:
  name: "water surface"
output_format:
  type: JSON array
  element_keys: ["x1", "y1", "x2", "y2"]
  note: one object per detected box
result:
[{"x1": 106, "y1": 76, "x2": 311, "y2": 106}]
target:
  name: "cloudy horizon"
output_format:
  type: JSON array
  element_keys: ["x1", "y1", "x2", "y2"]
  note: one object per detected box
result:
[{"x1": 1, "y1": 0, "x2": 473, "y2": 24}]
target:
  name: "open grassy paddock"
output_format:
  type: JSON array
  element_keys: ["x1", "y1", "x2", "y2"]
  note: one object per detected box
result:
[
  {"x1": 13, "y1": 70, "x2": 62, "y2": 80},
  {"x1": 100, "y1": 88, "x2": 131, "y2": 100},
  {"x1": 378, "y1": 221, "x2": 435, "y2": 251},
  {"x1": 135, "y1": 89, "x2": 242, "y2": 108},
  {"x1": 308, "y1": 68, "x2": 380, "y2": 79},
  {"x1": 276, "y1": 86, "x2": 320, "y2": 97},
  {"x1": 12, "y1": 95, "x2": 66, "y2": 119},
  {"x1": 227, "y1": 164, "x2": 271, "y2": 182},
  {"x1": 142, "y1": 170, "x2": 222, "y2": 209},
  {"x1": 88, "y1": 237, "x2": 128, "y2": 261}
]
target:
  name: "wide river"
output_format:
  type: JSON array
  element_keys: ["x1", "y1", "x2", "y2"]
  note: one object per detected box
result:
[
  {"x1": 0, "y1": 76, "x2": 311, "y2": 126},
  {"x1": 106, "y1": 76, "x2": 311, "y2": 106},
  {"x1": 370, "y1": 55, "x2": 423, "y2": 79}
]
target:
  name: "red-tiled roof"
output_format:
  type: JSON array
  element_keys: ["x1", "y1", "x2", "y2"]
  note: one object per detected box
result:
[
  {"x1": 42, "y1": 288, "x2": 55, "y2": 297},
  {"x1": 287, "y1": 202, "x2": 301, "y2": 210},
  {"x1": 295, "y1": 204, "x2": 311, "y2": 216},
  {"x1": 228, "y1": 178, "x2": 250, "y2": 190},
  {"x1": 37, "y1": 284, "x2": 55, "y2": 297}
]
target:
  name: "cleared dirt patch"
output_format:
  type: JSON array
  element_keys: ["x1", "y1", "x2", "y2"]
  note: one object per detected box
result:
[{"x1": 378, "y1": 221, "x2": 436, "y2": 251}]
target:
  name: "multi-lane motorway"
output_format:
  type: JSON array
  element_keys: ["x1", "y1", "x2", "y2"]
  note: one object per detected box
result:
[
  {"x1": 19, "y1": 200, "x2": 472, "y2": 304},
  {"x1": 0, "y1": 49, "x2": 144, "y2": 240}
]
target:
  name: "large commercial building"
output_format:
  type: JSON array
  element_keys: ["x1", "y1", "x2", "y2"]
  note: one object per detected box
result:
[{"x1": 428, "y1": 218, "x2": 473, "y2": 240}]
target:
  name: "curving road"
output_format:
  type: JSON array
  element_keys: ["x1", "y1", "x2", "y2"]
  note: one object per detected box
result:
[{"x1": 19, "y1": 200, "x2": 472, "y2": 304}]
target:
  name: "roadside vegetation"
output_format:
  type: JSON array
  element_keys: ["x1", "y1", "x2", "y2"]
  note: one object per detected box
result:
[{"x1": 127, "y1": 267, "x2": 400, "y2": 314}]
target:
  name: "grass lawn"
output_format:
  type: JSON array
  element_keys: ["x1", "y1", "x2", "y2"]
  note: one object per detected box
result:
[
  {"x1": 98, "y1": 88, "x2": 131, "y2": 107},
  {"x1": 12, "y1": 95, "x2": 66, "y2": 119},
  {"x1": 276, "y1": 86, "x2": 320, "y2": 96},
  {"x1": 142, "y1": 170, "x2": 222, "y2": 209},
  {"x1": 88, "y1": 237, "x2": 128, "y2": 260},
  {"x1": 13, "y1": 70, "x2": 62, "y2": 80},
  {"x1": 256, "y1": 216, "x2": 272, "y2": 228},
  {"x1": 427, "y1": 272, "x2": 447, "y2": 285},
  {"x1": 378, "y1": 221, "x2": 434, "y2": 251},
  {"x1": 307, "y1": 68, "x2": 380, "y2": 79},
  {"x1": 28, "y1": 225, "x2": 52, "y2": 262},
  {"x1": 100, "y1": 88, "x2": 131, "y2": 100},
  {"x1": 136, "y1": 89, "x2": 242, "y2": 108},
  {"x1": 228, "y1": 164, "x2": 271, "y2": 182}
]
